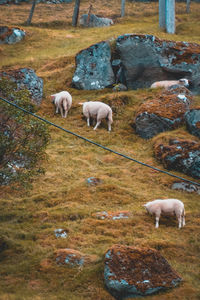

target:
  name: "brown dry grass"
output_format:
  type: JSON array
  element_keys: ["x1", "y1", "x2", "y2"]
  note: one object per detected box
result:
[{"x1": 0, "y1": 1, "x2": 200, "y2": 299}]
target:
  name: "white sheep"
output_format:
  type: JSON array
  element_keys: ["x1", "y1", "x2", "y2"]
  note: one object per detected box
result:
[
  {"x1": 143, "y1": 198, "x2": 185, "y2": 229},
  {"x1": 79, "y1": 101, "x2": 113, "y2": 131},
  {"x1": 150, "y1": 78, "x2": 189, "y2": 89},
  {"x1": 51, "y1": 91, "x2": 72, "y2": 118}
]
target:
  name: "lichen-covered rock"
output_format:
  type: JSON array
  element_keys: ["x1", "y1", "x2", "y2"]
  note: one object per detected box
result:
[
  {"x1": 0, "y1": 68, "x2": 43, "y2": 105},
  {"x1": 93, "y1": 211, "x2": 131, "y2": 220},
  {"x1": 54, "y1": 229, "x2": 68, "y2": 238},
  {"x1": 185, "y1": 108, "x2": 200, "y2": 138},
  {"x1": 72, "y1": 41, "x2": 115, "y2": 90},
  {"x1": 154, "y1": 138, "x2": 200, "y2": 179},
  {"x1": 0, "y1": 26, "x2": 25, "y2": 44},
  {"x1": 116, "y1": 34, "x2": 200, "y2": 94},
  {"x1": 171, "y1": 182, "x2": 200, "y2": 194},
  {"x1": 104, "y1": 244, "x2": 182, "y2": 299},
  {"x1": 55, "y1": 249, "x2": 98, "y2": 267},
  {"x1": 86, "y1": 177, "x2": 102, "y2": 186},
  {"x1": 80, "y1": 14, "x2": 113, "y2": 27},
  {"x1": 73, "y1": 34, "x2": 200, "y2": 94},
  {"x1": 134, "y1": 91, "x2": 191, "y2": 139}
]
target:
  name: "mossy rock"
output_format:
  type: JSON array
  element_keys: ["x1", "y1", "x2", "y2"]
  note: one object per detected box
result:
[{"x1": 104, "y1": 244, "x2": 182, "y2": 299}]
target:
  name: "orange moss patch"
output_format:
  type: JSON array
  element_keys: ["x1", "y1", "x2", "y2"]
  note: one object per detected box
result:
[
  {"x1": 168, "y1": 42, "x2": 200, "y2": 65},
  {"x1": 154, "y1": 137, "x2": 200, "y2": 163},
  {"x1": 196, "y1": 121, "x2": 200, "y2": 129},
  {"x1": 136, "y1": 91, "x2": 191, "y2": 121}
]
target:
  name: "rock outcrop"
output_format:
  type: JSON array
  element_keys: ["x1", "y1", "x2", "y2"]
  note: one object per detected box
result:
[
  {"x1": 73, "y1": 34, "x2": 200, "y2": 94},
  {"x1": 185, "y1": 108, "x2": 200, "y2": 138},
  {"x1": 154, "y1": 137, "x2": 200, "y2": 179},
  {"x1": 80, "y1": 14, "x2": 113, "y2": 27},
  {"x1": 72, "y1": 41, "x2": 115, "y2": 90},
  {"x1": 0, "y1": 68, "x2": 43, "y2": 105},
  {"x1": 116, "y1": 34, "x2": 200, "y2": 94},
  {"x1": 0, "y1": 26, "x2": 25, "y2": 44},
  {"x1": 104, "y1": 244, "x2": 182, "y2": 299},
  {"x1": 134, "y1": 88, "x2": 192, "y2": 139}
]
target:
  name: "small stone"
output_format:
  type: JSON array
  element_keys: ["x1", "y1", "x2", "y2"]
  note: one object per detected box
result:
[
  {"x1": 54, "y1": 229, "x2": 68, "y2": 238},
  {"x1": 171, "y1": 182, "x2": 200, "y2": 194},
  {"x1": 93, "y1": 211, "x2": 131, "y2": 220},
  {"x1": 86, "y1": 177, "x2": 102, "y2": 186},
  {"x1": 55, "y1": 249, "x2": 98, "y2": 267}
]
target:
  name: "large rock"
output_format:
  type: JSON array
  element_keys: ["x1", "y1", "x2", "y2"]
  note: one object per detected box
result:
[
  {"x1": 72, "y1": 41, "x2": 115, "y2": 90},
  {"x1": 73, "y1": 34, "x2": 200, "y2": 94},
  {"x1": 104, "y1": 244, "x2": 182, "y2": 299},
  {"x1": 0, "y1": 68, "x2": 43, "y2": 105},
  {"x1": 154, "y1": 138, "x2": 200, "y2": 179},
  {"x1": 0, "y1": 26, "x2": 25, "y2": 44},
  {"x1": 80, "y1": 14, "x2": 113, "y2": 27},
  {"x1": 116, "y1": 34, "x2": 200, "y2": 94},
  {"x1": 134, "y1": 89, "x2": 191, "y2": 139},
  {"x1": 185, "y1": 108, "x2": 200, "y2": 138}
]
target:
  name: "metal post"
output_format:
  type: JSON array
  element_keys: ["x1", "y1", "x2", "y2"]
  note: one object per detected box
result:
[{"x1": 165, "y1": 0, "x2": 175, "y2": 34}]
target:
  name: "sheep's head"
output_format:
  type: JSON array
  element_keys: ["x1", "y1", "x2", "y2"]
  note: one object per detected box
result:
[
  {"x1": 179, "y1": 78, "x2": 189, "y2": 87},
  {"x1": 50, "y1": 95, "x2": 56, "y2": 104}
]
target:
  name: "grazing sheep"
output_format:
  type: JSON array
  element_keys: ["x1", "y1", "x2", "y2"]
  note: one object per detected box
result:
[
  {"x1": 143, "y1": 198, "x2": 185, "y2": 229},
  {"x1": 79, "y1": 101, "x2": 113, "y2": 131},
  {"x1": 51, "y1": 91, "x2": 72, "y2": 118},
  {"x1": 150, "y1": 78, "x2": 189, "y2": 89}
]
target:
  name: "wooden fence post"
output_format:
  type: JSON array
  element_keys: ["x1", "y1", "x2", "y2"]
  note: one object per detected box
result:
[{"x1": 121, "y1": 0, "x2": 125, "y2": 17}]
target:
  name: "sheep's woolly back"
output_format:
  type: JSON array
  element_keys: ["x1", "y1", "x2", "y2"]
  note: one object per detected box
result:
[{"x1": 151, "y1": 78, "x2": 189, "y2": 89}]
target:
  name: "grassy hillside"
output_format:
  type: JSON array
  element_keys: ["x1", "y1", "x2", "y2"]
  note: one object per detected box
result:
[{"x1": 0, "y1": 1, "x2": 200, "y2": 299}]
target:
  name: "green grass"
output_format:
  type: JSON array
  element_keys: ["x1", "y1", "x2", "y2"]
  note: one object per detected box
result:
[{"x1": 0, "y1": 1, "x2": 200, "y2": 299}]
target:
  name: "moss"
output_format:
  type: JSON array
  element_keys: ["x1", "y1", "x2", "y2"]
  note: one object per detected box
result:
[
  {"x1": 154, "y1": 137, "x2": 200, "y2": 164},
  {"x1": 136, "y1": 92, "x2": 190, "y2": 121},
  {"x1": 105, "y1": 244, "x2": 182, "y2": 293}
]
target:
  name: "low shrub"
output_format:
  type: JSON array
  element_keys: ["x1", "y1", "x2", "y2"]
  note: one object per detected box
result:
[{"x1": 0, "y1": 77, "x2": 50, "y2": 187}]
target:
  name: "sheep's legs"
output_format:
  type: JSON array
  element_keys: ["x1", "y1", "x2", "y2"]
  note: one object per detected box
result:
[
  {"x1": 155, "y1": 216, "x2": 160, "y2": 228},
  {"x1": 182, "y1": 215, "x2": 185, "y2": 227},
  {"x1": 108, "y1": 122, "x2": 112, "y2": 131},
  {"x1": 178, "y1": 211, "x2": 185, "y2": 228},
  {"x1": 60, "y1": 106, "x2": 64, "y2": 118},
  {"x1": 87, "y1": 118, "x2": 90, "y2": 127},
  {"x1": 63, "y1": 110, "x2": 68, "y2": 118},
  {"x1": 94, "y1": 120, "x2": 101, "y2": 130},
  {"x1": 178, "y1": 216, "x2": 182, "y2": 228}
]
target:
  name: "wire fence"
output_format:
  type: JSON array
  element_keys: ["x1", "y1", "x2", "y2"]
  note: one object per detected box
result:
[{"x1": 0, "y1": 95, "x2": 200, "y2": 187}]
